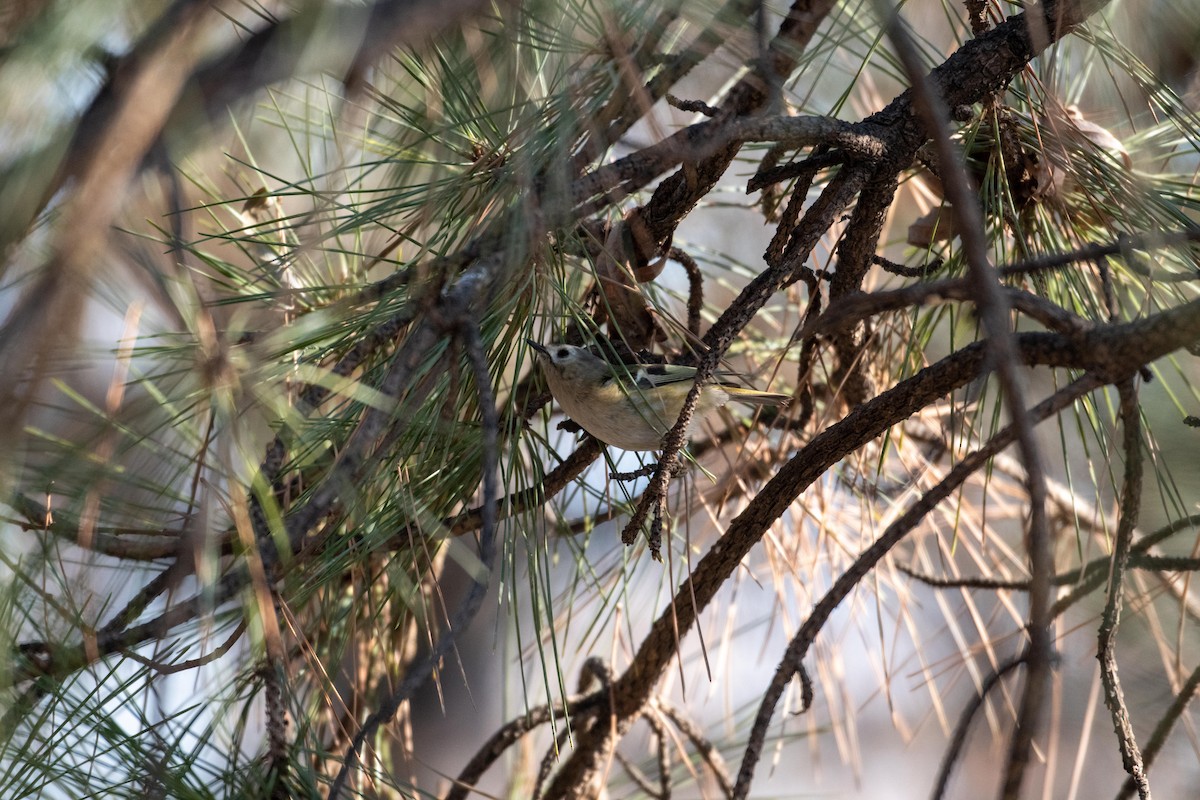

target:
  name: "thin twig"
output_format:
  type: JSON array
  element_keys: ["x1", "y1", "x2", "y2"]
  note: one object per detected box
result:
[
  {"x1": 654, "y1": 700, "x2": 735, "y2": 798},
  {"x1": 120, "y1": 620, "x2": 246, "y2": 675},
  {"x1": 1097, "y1": 379, "x2": 1151, "y2": 798},
  {"x1": 930, "y1": 653, "x2": 1028, "y2": 800},
  {"x1": 1116, "y1": 661, "x2": 1200, "y2": 800},
  {"x1": 999, "y1": 230, "x2": 1200, "y2": 281}
]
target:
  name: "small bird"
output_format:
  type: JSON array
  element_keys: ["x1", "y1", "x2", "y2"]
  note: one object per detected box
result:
[{"x1": 528, "y1": 341, "x2": 791, "y2": 451}]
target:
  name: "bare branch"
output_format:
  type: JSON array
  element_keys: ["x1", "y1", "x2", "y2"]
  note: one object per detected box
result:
[{"x1": 1097, "y1": 380, "x2": 1150, "y2": 798}]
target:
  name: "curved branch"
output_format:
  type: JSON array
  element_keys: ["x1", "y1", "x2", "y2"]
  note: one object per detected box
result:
[
  {"x1": 930, "y1": 654, "x2": 1029, "y2": 800},
  {"x1": 732, "y1": 373, "x2": 1101, "y2": 798},
  {"x1": 446, "y1": 693, "x2": 609, "y2": 800}
]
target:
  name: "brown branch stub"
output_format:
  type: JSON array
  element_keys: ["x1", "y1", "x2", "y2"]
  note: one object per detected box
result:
[
  {"x1": 668, "y1": 247, "x2": 705, "y2": 336},
  {"x1": 898, "y1": 563, "x2": 1031, "y2": 591},
  {"x1": 665, "y1": 94, "x2": 720, "y2": 117},
  {"x1": 965, "y1": 0, "x2": 991, "y2": 38}
]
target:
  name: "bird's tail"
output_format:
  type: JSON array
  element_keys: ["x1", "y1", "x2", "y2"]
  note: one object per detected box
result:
[{"x1": 723, "y1": 386, "x2": 792, "y2": 406}]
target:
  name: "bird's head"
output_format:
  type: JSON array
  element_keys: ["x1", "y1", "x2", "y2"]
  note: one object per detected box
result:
[{"x1": 527, "y1": 341, "x2": 611, "y2": 389}]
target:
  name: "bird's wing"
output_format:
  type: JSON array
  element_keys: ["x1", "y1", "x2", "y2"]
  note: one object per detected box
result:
[
  {"x1": 631, "y1": 363, "x2": 699, "y2": 389},
  {"x1": 630, "y1": 364, "x2": 756, "y2": 390}
]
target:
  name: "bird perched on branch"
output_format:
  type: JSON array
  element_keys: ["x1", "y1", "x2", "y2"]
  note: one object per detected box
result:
[{"x1": 528, "y1": 341, "x2": 790, "y2": 451}]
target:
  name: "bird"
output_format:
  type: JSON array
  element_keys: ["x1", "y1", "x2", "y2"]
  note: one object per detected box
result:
[{"x1": 528, "y1": 341, "x2": 790, "y2": 451}]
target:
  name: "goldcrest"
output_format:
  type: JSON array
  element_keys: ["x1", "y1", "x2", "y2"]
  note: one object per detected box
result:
[{"x1": 528, "y1": 341, "x2": 790, "y2": 451}]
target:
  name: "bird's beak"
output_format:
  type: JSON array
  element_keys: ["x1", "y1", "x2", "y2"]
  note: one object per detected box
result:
[{"x1": 526, "y1": 339, "x2": 549, "y2": 357}]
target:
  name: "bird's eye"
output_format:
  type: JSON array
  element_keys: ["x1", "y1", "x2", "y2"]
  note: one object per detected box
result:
[{"x1": 556, "y1": 348, "x2": 570, "y2": 359}]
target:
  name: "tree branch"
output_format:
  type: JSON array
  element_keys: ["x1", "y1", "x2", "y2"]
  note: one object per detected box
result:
[{"x1": 1097, "y1": 379, "x2": 1150, "y2": 798}]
